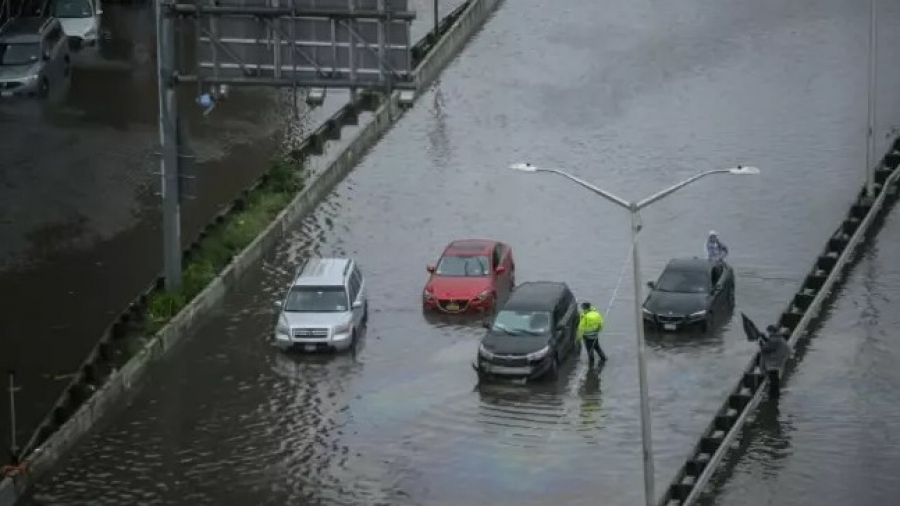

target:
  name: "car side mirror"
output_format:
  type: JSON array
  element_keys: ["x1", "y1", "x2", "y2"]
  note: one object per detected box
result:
[
  {"x1": 426, "y1": 264, "x2": 435, "y2": 273},
  {"x1": 482, "y1": 321, "x2": 491, "y2": 329},
  {"x1": 42, "y1": 51, "x2": 50, "y2": 61},
  {"x1": 352, "y1": 300, "x2": 363, "y2": 309},
  {"x1": 96, "y1": 8, "x2": 103, "y2": 14},
  {"x1": 646, "y1": 281, "x2": 655, "y2": 289},
  {"x1": 494, "y1": 265, "x2": 506, "y2": 275},
  {"x1": 273, "y1": 300, "x2": 282, "y2": 309}
]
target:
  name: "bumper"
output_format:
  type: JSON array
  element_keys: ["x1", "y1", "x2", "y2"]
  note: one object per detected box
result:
[
  {"x1": 423, "y1": 296, "x2": 494, "y2": 314},
  {"x1": 70, "y1": 35, "x2": 98, "y2": 49},
  {"x1": 0, "y1": 79, "x2": 41, "y2": 97},
  {"x1": 475, "y1": 355, "x2": 553, "y2": 380},
  {"x1": 642, "y1": 313, "x2": 706, "y2": 331},
  {"x1": 274, "y1": 331, "x2": 354, "y2": 352}
]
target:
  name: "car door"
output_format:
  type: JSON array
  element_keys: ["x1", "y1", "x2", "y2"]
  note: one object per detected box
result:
[
  {"x1": 551, "y1": 299, "x2": 568, "y2": 359},
  {"x1": 491, "y1": 244, "x2": 510, "y2": 300},
  {"x1": 43, "y1": 24, "x2": 65, "y2": 79},
  {"x1": 347, "y1": 271, "x2": 363, "y2": 327},
  {"x1": 709, "y1": 263, "x2": 725, "y2": 312}
]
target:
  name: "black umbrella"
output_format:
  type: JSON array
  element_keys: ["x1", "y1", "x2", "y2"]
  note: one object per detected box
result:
[{"x1": 740, "y1": 312, "x2": 766, "y2": 343}]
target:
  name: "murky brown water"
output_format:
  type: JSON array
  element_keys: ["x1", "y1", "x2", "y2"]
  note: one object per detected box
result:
[
  {"x1": 698, "y1": 203, "x2": 900, "y2": 506},
  {"x1": 0, "y1": 0, "x2": 451, "y2": 453},
  {"x1": 16, "y1": 0, "x2": 900, "y2": 504}
]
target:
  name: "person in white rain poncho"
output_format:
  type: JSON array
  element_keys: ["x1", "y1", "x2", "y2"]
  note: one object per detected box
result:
[{"x1": 705, "y1": 230, "x2": 729, "y2": 262}]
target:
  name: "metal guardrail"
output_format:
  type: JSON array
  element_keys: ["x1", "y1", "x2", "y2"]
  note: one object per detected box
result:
[
  {"x1": 657, "y1": 137, "x2": 900, "y2": 506},
  {"x1": 7, "y1": 0, "x2": 473, "y2": 470}
]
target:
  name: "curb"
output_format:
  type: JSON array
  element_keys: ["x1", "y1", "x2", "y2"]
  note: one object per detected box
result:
[{"x1": 0, "y1": 0, "x2": 506, "y2": 503}]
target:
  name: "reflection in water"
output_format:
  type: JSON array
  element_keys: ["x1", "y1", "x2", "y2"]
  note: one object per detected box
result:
[{"x1": 427, "y1": 80, "x2": 451, "y2": 171}]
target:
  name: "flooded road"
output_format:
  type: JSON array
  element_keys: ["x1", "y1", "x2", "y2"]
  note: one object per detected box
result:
[
  {"x1": 703, "y1": 203, "x2": 900, "y2": 506},
  {"x1": 22, "y1": 0, "x2": 900, "y2": 504},
  {"x1": 0, "y1": 0, "x2": 451, "y2": 452}
]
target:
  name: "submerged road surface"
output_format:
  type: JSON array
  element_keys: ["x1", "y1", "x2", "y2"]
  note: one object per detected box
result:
[
  {"x1": 702, "y1": 205, "x2": 900, "y2": 506},
  {"x1": 26, "y1": 0, "x2": 900, "y2": 504},
  {"x1": 0, "y1": 0, "x2": 452, "y2": 453}
]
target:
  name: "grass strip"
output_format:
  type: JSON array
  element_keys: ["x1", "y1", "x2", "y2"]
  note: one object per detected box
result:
[{"x1": 141, "y1": 156, "x2": 305, "y2": 338}]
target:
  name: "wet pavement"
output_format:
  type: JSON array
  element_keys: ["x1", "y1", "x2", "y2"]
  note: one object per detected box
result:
[
  {"x1": 18, "y1": 0, "x2": 900, "y2": 504},
  {"x1": 702, "y1": 203, "x2": 900, "y2": 506},
  {"x1": 0, "y1": 0, "x2": 452, "y2": 455}
]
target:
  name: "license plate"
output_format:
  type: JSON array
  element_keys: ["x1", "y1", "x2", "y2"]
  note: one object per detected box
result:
[
  {"x1": 488, "y1": 365, "x2": 525, "y2": 374},
  {"x1": 446, "y1": 303, "x2": 459, "y2": 311},
  {"x1": 663, "y1": 323, "x2": 677, "y2": 331},
  {"x1": 303, "y1": 345, "x2": 317, "y2": 352}
]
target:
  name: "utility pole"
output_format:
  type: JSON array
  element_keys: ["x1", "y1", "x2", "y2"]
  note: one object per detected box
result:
[
  {"x1": 7, "y1": 370, "x2": 19, "y2": 464},
  {"x1": 865, "y1": 0, "x2": 878, "y2": 199},
  {"x1": 156, "y1": 0, "x2": 183, "y2": 288}
]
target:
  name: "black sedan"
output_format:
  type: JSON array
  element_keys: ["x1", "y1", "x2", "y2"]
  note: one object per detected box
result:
[{"x1": 642, "y1": 257, "x2": 735, "y2": 332}]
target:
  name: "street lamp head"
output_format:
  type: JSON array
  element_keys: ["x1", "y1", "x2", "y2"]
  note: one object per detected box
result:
[
  {"x1": 509, "y1": 163, "x2": 538, "y2": 172},
  {"x1": 728, "y1": 165, "x2": 761, "y2": 175}
]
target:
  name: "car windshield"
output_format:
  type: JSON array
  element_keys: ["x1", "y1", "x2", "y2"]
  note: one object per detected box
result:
[
  {"x1": 0, "y1": 43, "x2": 40, "y2": 66},
  {"x1": 491, "y1": 310, "x2": 552, "y2": 336},
  {"x1": 283, "y1": 285, "x2": 348, "y2": 312},
  {"x1": 52, "y1": 0, "x2": 93, "y2": 17},
  {"x1": 655, "y1": 268, "x2": 710, "y2": 293},
  {"x1": 435, "y1": 254, "x2": 490, "y2": 277}
]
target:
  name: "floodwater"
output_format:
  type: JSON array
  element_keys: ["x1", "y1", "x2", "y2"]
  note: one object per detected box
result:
[
  {"x1": 701, "y1": 203, "x2": 900, "y2": 506},
  {"x1": 22, "y1": 0, "x2": 900, "y2": 504},
  {"x1": 0, "y1": 0, "x2": 453, "y2": 455}
]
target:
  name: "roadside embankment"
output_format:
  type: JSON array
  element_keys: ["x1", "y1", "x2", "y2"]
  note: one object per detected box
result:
[
  {"x1": 0, "y1": 0, "x2": 505, "y2": 503},
  {"x1": 658, "y1": 138, "x2": 900, "y2": 506}
]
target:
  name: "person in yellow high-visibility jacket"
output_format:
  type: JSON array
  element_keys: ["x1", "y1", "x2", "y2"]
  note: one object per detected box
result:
[{"x1": 577, "y1": 301, "x2": 607, "y2": 365}]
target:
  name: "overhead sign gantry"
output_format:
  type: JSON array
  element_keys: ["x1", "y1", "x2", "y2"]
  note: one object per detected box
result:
[{"x1": 155, "y1": 0, "x2": 416, "y2": 288}]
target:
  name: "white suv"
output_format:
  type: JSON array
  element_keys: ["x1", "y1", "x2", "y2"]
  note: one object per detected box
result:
[{"x1": 274, "y1": 258, "x2": 368, "y2": 352}]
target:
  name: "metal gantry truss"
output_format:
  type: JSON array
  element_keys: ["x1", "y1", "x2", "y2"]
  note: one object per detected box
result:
[{"x1": 154, "y1": 0, "x2": 416, "y2": 289}]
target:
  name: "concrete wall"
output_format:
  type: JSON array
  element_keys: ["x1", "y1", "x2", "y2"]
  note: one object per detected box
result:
[{"x1": 0, "y1": 0, "x2": 505, "y2": 504}]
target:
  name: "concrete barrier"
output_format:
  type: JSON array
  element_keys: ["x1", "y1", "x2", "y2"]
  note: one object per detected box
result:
[
  {"x1": 0, "y1": 0, "x2": 505, "y2": 503},
  {"x1": 659, "y1": 138, "x2": 900, "y2": 506}
]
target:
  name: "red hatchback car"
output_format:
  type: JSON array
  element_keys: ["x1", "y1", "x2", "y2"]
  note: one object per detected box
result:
[{"x1": 423, "y1": 239, "x2": 516, "y2": 314}]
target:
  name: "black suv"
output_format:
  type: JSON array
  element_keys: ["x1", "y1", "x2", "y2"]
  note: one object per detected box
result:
[
  {"x1": 642, "y1": 257, "x2": 735, "y2": 332},
  {"x1": 475, "y1": 281, "x2": 580, "y2": 381}
]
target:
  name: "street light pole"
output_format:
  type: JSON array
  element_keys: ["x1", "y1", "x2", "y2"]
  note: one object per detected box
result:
[
  {"x1": 865, "y1": 0, "x2": 878, "y2": 198},
  {"x1": 629, "y1": 202, "x2": 656, "y2": 505},
  {"x1": 508, "y1": 162, "x2": 760, "y2": 506}
]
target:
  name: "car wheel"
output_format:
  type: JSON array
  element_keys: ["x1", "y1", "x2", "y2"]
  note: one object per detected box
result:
[
  {"x1": 728, "y1": 289, "x2": 735, "y2": 306},
  {"x1": 701, "y1": 312, "x2": 714, "y2": 333},
  {"x1": 63, "y1": 56, "x2": 71, "y2": 77},
  {"x1": 362, "y1": 302, "x2": 369, "y2": 325},
  {"x1": 547, "y1": 355, "x2": 560, "y2": 381},
  {"x1": 38, "y1": 78, "x2": 49, "y2": 98},
  {"x1": 350, "y1": 329, "x2": 358, "y2": 349}
]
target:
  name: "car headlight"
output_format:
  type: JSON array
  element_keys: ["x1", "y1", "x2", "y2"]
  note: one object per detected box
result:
[
  {"x1": 642, "y1": 307, "x2": 653, "y2": 314},
  {"x1": 423, "y1": 288, "x2": 434, "y2": 300},
  {"x1": 276, "y1": 324, "x2": 289, "y2": 336},
  {"x1": 689, "y1": 310, "x2": 708, "y2": 318},
  {"x1": 474, "y1": 290, "x2": 491, "y2": 301},
  {"x1": 333, "y1": 323, "x2": 351, "y2": 334},
  {"x1": 478, "y1": 344, "x2": 494, "y2": 359},
  {"x1": 525, "y1": 345, "x2": 550, "y2": 361}
]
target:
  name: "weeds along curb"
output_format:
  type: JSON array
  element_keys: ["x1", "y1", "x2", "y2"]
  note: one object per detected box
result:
[{"x1": 0, "y1": 0, "x2": 504, "y2": 501}]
